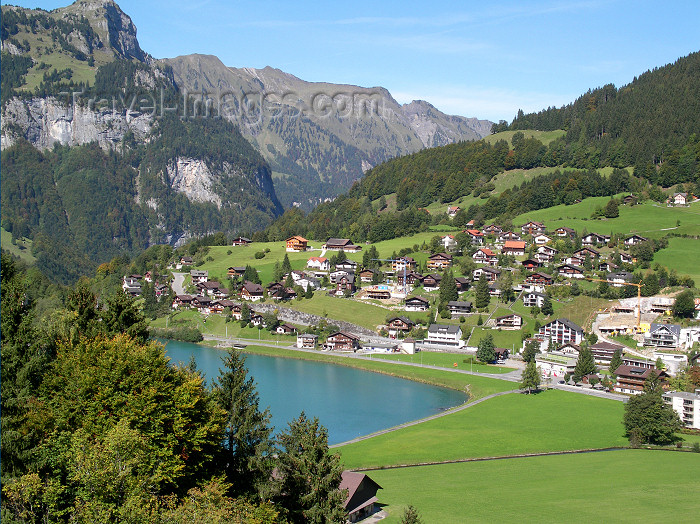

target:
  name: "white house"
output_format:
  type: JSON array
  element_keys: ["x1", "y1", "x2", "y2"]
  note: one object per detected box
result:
[
  {"x1": 307, "y1": 256, "x2": 330, "y2": 272},
  {"x1": 644, "y1": 323, "x2": 681, "y2": 349},
  {"x1": 426, "y1": 324, "x2": 463, "y2": 347},
  {"x1": 190, "y1": 270, "x2": 208, "y2": 284},
  {"x1": 533, "y1": 234, "x2": 553, "y2": 245},
  {"x1": 536, "y1": 352, "x2": 577, "y2": 380},
  {"x1": 441, "y1": 235, "x2": 458, "y2": 251},
  {"x1": 538, "y1": 318, "x2": 584, "y2": 345},
  {"x1": 624, "y1": 234, "x2": 648, "y2": 246},
  {"x1": 663, "y1": 390, "x2": 700, "y2": 429},
  {"x1": 523, "y1": 291, "x2": 547, "y2": 308}
]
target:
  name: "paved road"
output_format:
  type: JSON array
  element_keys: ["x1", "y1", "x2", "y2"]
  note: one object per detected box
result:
[{"x1": 172, "y1": 272, "x2": 187, "y2": 295}]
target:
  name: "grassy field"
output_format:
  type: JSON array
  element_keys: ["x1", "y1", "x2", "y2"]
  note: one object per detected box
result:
[
  {"x1": 284, "y1": 294, "x2": 393, "y2": 330},
  {"x1": 653, "y1": 236, "x2": 700, "y2": 283},
  {"x1": 339, "y1": 389, "x2": 627, "y2": 468},
  {"x1": 366, "y1": 450, "x2": 700, "y2": 523},
  {"x1": 241, "y1": 345, "x2": 515, "y2": 400},
  {"x1": 483, "y1": 129, "x2": 566, "y2": 147},
  {"x1": 371, "y1": 352, "x2": 515, "y2": 374},
  {"x1": 514, "y1": 199, "x2": 700, "y2": 239},
  {"x1": 0, "y1": 227, "x2": 36, "y2": 265}
]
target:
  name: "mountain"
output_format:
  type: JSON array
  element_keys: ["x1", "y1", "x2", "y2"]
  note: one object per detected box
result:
[{"x1": 163, "y1": 54, "x2": 492, "y2": 208}]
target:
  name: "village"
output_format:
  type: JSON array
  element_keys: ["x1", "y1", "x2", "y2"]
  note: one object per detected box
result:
[{"x1": 122, "y1": 195, "x2": 700, "y2": 432}]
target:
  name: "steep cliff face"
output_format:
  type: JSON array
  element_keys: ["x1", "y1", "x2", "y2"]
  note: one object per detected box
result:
[
  {"x1": 401, "y1": 100, "x2": 493, "y2": 148},
  {"x1": 167, "y1": 158, "x2": 223, "y2": 208},
  {"x1": 1, "y1": 96, "x2": 152, "y2": 150}
]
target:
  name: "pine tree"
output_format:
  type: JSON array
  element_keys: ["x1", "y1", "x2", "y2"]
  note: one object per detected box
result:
[
  {"x1": 400, "y1": 505, "x2": 423, "y2": 524},
  {"x1": 522, "y1": 339, "x2": 540, "y2": 363},
  {"x1": 520, "y1": 361, "x2": 541, "y2": 394},
  {"x1": 476, "y1": 333, "x2": 496, "y2": 363},
  {"x1": 213, "y1": 350, "x2": 274, "y2": 497},
  {"x1": 609, "y1": 348, "x2": 623, "y2": 375},
  {"x1": 573, "y1": 347, "x2": 596, "y2": 382},
  {"x1": 541, "y1": 294, "x2": 553, "y2": 316},
  {"x1": 439, "y1": 269, "x2": 458, "y2": 305},
  {"x1": 281, "y1": 254, "x2": 292, "y2": 275},
  {"x1": 243, "y1": 265, "x2": 261, "y2": 284},
  {"x1": 475, "y1": 273, "x2": 490, "y2": 309},
  {"x1": 274, "y1": 412, "x2": 347, "y2": 524}
]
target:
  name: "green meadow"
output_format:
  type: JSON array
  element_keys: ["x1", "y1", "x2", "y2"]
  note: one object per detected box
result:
[
  {"x1": 366, "y1": 450, "x2": 700, "y2": 523},
  {"x1": 483, "y1": 129, "x2": 567, "y2": 147},
  {"x1": 371, "y1": 352, "x2": 515, "y2": 374},
  {"x1": 653, "y1": 236, "x2": 700, "y2": 283},
  {"x1": 339, "y1": 389, "x2": 627, "y2": 468},
  {"x1": 0, "y1": 227, "x2": 36, "y2": 265}
]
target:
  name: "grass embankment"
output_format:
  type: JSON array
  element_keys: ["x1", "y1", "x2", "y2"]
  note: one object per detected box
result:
[
  {"x1": 240, "y1": 345, "x2": 514, "y2": 400},
  {"x1": 339, "y1": 389, "x2": 627, "y2": 468},
  {"x1": 653, "y1": 236, "x2": 700, "y2": 283},
  {"x1": 368, "y1": 449, "x2": 700, "y2": 523},
  {"x1": 371, "y1": 352, "x2": 515, "y2": 374},
  {"x1": 1, "y1": 227, "x2": 36, "y2": 265}
]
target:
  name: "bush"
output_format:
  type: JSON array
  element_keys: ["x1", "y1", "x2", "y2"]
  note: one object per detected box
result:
[
  {"x1": 254, "y1": 251, "x2": 265, "y2": 259},
  {"x1": 693, "y1": 442, "x2": 700, "y2": 453},
  {"x1": 149, "y1": 326, "x2": 203, "y2": 343}
]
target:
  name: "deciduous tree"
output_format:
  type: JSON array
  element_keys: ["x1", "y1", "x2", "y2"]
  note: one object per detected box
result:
[
  {"x1": 623, "y1": 373, "x2": 681, "y2": 446},
  {"x1": 520, "y1": 361, "x2": 541, "y2": 393}
]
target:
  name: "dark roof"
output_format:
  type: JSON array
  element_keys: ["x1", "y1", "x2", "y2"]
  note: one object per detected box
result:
[
  {"x1": 447, "y1": 301, "x2": 472, "y2": 308},
  {"x1": 405, "y1": 296, "x2": 430, "y2": 304},
  {"x1": 542, "y1": 318, "x2": 583, "y2": 334},
  {"x1": 428, "y1": 324, "x2": 461, "y2": 334},
  {"x1": 242, "y1": 281, "x2": 263, "y2": 294},
  {"x1": 388, "y1": 316, "x2": 415, "y2": 325},
  {"x1": 650, "y1": 323, "x2": 681, "y2": 338},
  {"x1": 496, "y1": 313, "x2": 521, "y2": 321},
  {"x1": 340, "y1": 471, "x2": 382, "y2": 515},
  {"x1": 614, "y1": 365, "x2": 668, "y2": 378},
  {"x1": 328, "y1": 331, "x2": 360, "y2": 341},
  {"x1": 326, "y1": 238, "x2": 354, "y2": 247}
]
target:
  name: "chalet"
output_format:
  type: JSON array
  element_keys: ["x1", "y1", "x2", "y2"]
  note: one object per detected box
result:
[
  {"x1": 556, "y1": 343, "x2": 581, "y2": 357},
  {"x1": 190, "y1": 270, "x2": 208, "y2": 284},
  {"x1": 473, "y1": 248, "x2": 498, "y2": 266},
  {"x1": 614, "y1": 365, "x2": 669, "y2": 395},
  {"x1": 598, "y1": 261, "x2": 618, "y2": 272},
  {"x1": 621, "y1": 356, "x2": 655, "y2": 369},
  {"x1": 554, "y1": 226, "x2": 576, "y2": 238},
  {"x1": 447, "y1": 301, "x2": 472, "y2": 317},
  {"x1": 422, "y1": 273, "x2": 442, "y2": 291},
  {"x1": 392, "y1": 256, "x2": 416, "y2": 271},
  {"x1": 606, "y1": 271, "x2": 634, "y2": 287},
  {"x1": 502, "y1": 240, "x2": 527, "y2": 256},
  {"x1": 455, "y1": 277, "x2": 470, "y2": 292},
  {"x1": 427, "y1": 253, "x2": 453, "y2": 270},
  {"x1": 267, "y1": 283, "x2": 290, "y2": 301},
  {"x1": 465, "y1": 229, "x2": 485, "y2": 245},
  {"x1": 483, "y1": 224, "x2": 503, "y2": 235},
  {"x1": 590, "y1": 341, "x2": 624, "y2": 365},
  {"x1": 670, "y1": 192, "x2": 688, "y2": 206},
  {"x1": 324, "y1": 238, "x2": 362, "y2": 252},
  {"x1": 192, "y1": 296, "x2": 212, "y2": 313},
  {"x1": 488, "y1": 283, "x2": 502, "y2": 297},
  {"x1": 557, "y1": 264, "x2": 585, "y2": 279},
  {"x1": 340, "y1": 471, "x2": 382, "y2": 523},
  {"x1": 294, "y1": 274, "x2": 320, "y2": 292},
  {"x1": 619, "y1": 252, "x2": 633, "y2": 264},
  {"x1": 276, "y1": 323, "x2": 297, "y2": 335},
  {"x1": 241, "y1": 281, "x2": 264, "y2": 301},
  {"x1": 582, "y1": 233, "x2": 609, "y2": 246},
  {"x1": 564, "y1": 256, "x2": 586, "y2": 267},
  {"x1": 172, "y1": 294, "x2": 194, "y2": 309},
  {"x1": 521, "y1": 221, "x2": 546, "y2": 236},
  {"x1": 227, "y1": 266, "x2": 246, "y2": 277},
  {"x1": 397, "y1": 271, "x2": 423, "y2": 287},
  {"x1": 154, "y1": 283, "x2": 169, "y2": 298},
  {"x1": 521, "y1": 259, "x2": 541, "y2": 270},
  {"x1": 495, "y1": 313, "x2": 522, "y2": 329},
  {"x1": 179, "y1": 256, "x2": 193, "y2": 267},
  {"x1": 533, "y1": 234, "x2": 553, "y2": 245},
  {"x1": 473, "y1": 266, "x2": 500, "y2": 282},
  {"x1": 297, "y1": 333, "x2": 318, "y2": 349},
  {"x1": 363, "y1": 286, "x2": 391, "y2": 300},
  {"x1": 336, "y1": 260, "x2": 358, "y2": 272},
  {"x1": 426, "y1": 324, "x2": 463, "y2": 347},
  {"x1": 523, "y1": 291, "x2": 547, "y2": 308},
  {"x1": 404, "y1": 296, "x2": 430, "y2": 311},
  {"x1": 330, "y1": 270, "x2": 351, "y2": 284},
  {"x1": 447, "y1": 205, "x2": 461, "y2": 217},
  {"x1": 325, "y1": 332, "x2": 361, "y2": 352},
  {"x1": 622, "y1": 194, "x2": 638, "y2": 205},
  {"x1": 307, "y1": 256, "x2": 330, "y2": 271},
  {"x1": 387, "y1": 316, "x2": 415, "y2": 336},
  {"x1": 574, "y1": 247, "x2": 599, "y2": 259},
  {"x1": 286, "y1": 235, "x2": 309, "y2": 252},
  {"x1": 198, "y1": 281, "x2": 228, "y2": 298},
  {"x1": 535, "y1": 251, "x2": 556, "y2": 264},
  {"x1": 249, "y1": 314, "x2": 266, "y2": 327},
  {"x1": 466, "y1": 219, "x2": 475, "y2": 227},
  {"x1": 336, "y1": 274, "x2": 356, "y2": 295},
  {"x1": 358, "y1": 268, "x2": 378, "y2": 283},
  {"x1": 441, "y1": 234, "x2": 458, "y2": 251},
  {"x1": 538, "y1": 318, "x2": 584, "y2": 345},
  {"x1": 144, "y1": 271, "x2": 153, "y2": 283},
  {"x1": 644, "y1": 323, "x2": 681, "y2": 349},
  {"x1": 122, "y1": 275, "x2": 142, "y2": 296},
  {"x1": 624, "y1": 234, "x2": 648, "y2": 246},
  {"x1": 499, "y1": 230, "x2": 522, "y2": 242},
  {"x1": 231, "y1": 236, "x2": 252, "y2": 246},
  {"x1": 229, "y1": 304, "x2": 242, "y2": 320},
  {"x1": 216, "y1": 299, "x2": 237, "y2": 312},
  {"x1": 209, "y1": 301, "x2": 225, "y2": 314},
  {"x1": 526, "y1": 271, "x2": 554, "y2": 286}
]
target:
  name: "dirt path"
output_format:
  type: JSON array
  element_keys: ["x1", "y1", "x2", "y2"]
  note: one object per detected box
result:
[{"x1": 172, "y1": 272, "x2": 187, "y2": 295}]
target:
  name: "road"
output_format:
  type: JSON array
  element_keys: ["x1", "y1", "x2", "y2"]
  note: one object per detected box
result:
[
  {"x1": 202, "y1": 334, "x2": 628, "y2": 404},
  {"x1": 171, "y1": 272, "x2": 187, "y2": 295}
]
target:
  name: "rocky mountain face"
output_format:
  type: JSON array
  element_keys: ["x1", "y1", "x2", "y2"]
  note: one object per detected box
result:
[{"x1": 164, "y1": 54, "x2": 492, "y2": 208}]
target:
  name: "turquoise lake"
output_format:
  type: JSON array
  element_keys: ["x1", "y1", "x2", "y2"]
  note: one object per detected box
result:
[{"x1": 163, "y1": 340, "x2": 467, "y2": 445}]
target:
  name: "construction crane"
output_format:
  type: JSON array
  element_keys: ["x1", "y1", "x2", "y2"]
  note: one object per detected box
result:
[
  {"x1": 372, "y1": 258, "x2": 411, "y2": 296},
  {"x1": 586, "y1": 278, "x2": 643, "y2": 330}
]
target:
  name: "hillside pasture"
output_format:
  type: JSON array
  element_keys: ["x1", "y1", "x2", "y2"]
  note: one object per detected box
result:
[{"x1": 366, "y1": 450, "x2": 700, "y2": 523}]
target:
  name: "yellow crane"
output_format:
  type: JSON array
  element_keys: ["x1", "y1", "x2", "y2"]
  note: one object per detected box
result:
[{"x1": 587, "y1": 278, "x2": 643, "y2": 330}]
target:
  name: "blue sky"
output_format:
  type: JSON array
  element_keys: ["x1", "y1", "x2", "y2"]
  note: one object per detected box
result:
[{"x1": 8, "y1": 0, "x2": 700, "y2": 121}]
